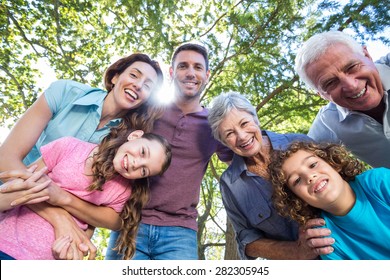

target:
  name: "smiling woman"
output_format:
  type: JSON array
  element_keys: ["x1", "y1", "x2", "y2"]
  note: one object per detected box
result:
[{"x1": 207, "y1": 91, "x2": 323, "y2": 260}]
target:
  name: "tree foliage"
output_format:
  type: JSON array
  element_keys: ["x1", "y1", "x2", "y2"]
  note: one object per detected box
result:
[{"x1": 1, "y1": 0, "x2": 388, "y2": 259}]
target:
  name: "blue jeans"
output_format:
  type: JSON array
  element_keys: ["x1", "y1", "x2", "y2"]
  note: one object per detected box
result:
[
  {"x1": 0, "y1": 250, "x2": 15, "y2": 260},
  {"x1": 105, "y1": 223, "x2": 198, "y2": 260}
]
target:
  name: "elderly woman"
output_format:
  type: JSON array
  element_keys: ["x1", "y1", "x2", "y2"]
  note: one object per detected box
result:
[{"x1": 208, "y1": 92, "x2": 334, "y2": 260}]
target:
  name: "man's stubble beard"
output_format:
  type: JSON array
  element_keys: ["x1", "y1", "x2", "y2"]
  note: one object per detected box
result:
[{"x1": 174, "y1": 82, "x2": 206, "y2": 103}]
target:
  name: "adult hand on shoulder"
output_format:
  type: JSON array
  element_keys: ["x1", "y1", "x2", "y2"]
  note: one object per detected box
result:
[{"x1": 300, "y1": 218, "x2": 335, "y2": 256}]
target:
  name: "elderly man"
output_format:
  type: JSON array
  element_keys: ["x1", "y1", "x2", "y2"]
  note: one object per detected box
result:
[{"x1": 295, "y1": 30, "x2": 390, "y2": 168}]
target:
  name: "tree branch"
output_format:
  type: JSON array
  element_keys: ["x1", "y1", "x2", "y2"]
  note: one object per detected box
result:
[
  {"x1": 199, "y1": 0, "x2": 246, "y2": 37},
  {"x1": 0, "y1": 64, "x2": 28, "y2": 109},
  {"x1": 338, "y1": 2, "x2": 369, "y2": 31},
  {"x1": 256, "y1": 75, "x2": 299, "y2": 112}
]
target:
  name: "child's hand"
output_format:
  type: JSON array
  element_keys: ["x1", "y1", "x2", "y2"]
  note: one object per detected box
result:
[
  {"x1": 79, "y1": 242, "x2": 97, "y2": 260},
  {"x1": 52, "y1": 236, "x2": 72, "y2": 260},
  {"x1": 52, "y1": 213, "x2": 97, "y2": 260},
  {"x1": 52, "y1": 235, "x2": 97, "y2": 260}
]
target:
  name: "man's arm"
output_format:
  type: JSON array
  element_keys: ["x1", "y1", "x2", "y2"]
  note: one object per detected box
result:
[
  {"x1": 215, "y1": 141, "x2": 234, "y2": 164},
  {"x1": 246, "y1": 239, "x2": 314, "y2": 260}
]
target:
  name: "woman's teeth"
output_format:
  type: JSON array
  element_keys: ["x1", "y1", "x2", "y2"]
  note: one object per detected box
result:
[
  {"x1": 125, "y1": 89, "x2": 138, "y2": 100},
  {"x1": 240, "y1": 138, "x2": 253, "y2": 148}
]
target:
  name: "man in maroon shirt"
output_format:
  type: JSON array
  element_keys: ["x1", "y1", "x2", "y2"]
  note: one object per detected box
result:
[{"x1": 106, "y1": 42, "x2": 232, "y2": 260}]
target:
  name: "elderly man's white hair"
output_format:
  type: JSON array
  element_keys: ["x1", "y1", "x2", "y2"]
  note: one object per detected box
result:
[{"x1": 295, "y1": 30, "x2": 364, "y2": 91}]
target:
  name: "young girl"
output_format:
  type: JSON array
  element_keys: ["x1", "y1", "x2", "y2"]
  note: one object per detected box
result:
[
  {"x1": 269, "y1": 141, "x2": 390, "y2": 260},
  {"x1": 0, "y1": 127, "x2": 172, "y2": 260}
]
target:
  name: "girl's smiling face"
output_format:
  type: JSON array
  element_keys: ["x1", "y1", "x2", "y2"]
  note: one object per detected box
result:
[{"x1": 113, "y1": 130, "x2": 166, "y2": 179}]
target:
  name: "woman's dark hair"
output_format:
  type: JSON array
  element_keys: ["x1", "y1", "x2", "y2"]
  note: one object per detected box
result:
[
  {"x1": 104, "y1": 53, "x2": 166, "y2": 133},
  {"x1": 104, "y1": 53, "x2": 163, "y2": 92}
]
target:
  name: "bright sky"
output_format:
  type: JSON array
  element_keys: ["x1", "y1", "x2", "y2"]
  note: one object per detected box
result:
[{"x1": 1, "y1": 38, "x2": 389, "y2": 143}]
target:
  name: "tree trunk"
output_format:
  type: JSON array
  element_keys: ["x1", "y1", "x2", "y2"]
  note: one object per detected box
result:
[{"x1": 224, "y1": 217, "x2": 240, "y2": 260}]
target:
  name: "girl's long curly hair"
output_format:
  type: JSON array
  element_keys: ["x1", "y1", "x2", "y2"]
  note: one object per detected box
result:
[
  {"x1": 268, "y1": 141, "x2": 364, "y2": 226},
  {"x1": 87, "y1": 125, "x2": 172, "y2": 259}
]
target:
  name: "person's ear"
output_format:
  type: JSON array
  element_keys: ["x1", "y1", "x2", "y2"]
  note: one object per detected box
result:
[
  {"x1": 127, "y1": 130, "x2": 144, "y2": 141},
  {"x1": 205, "y1": 69, "x2": 211, "y2": 84},
  {"x1": 362, "y1": 46, "x2": 373, "y2": 61},
  {"x1": 111, "y1": 74, "x2": 119, "y2": 86},
  {"x1": 317, "y1": 91, "x2": 332, "y2": 101},
  {"x1": 169, "y1": 66, "x2": 174, "y2": 80}
]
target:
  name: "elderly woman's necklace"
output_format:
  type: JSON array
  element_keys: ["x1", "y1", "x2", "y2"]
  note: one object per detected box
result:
[{"x1": 246, "y1": 137, "x2": 271, "y2": 179}]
